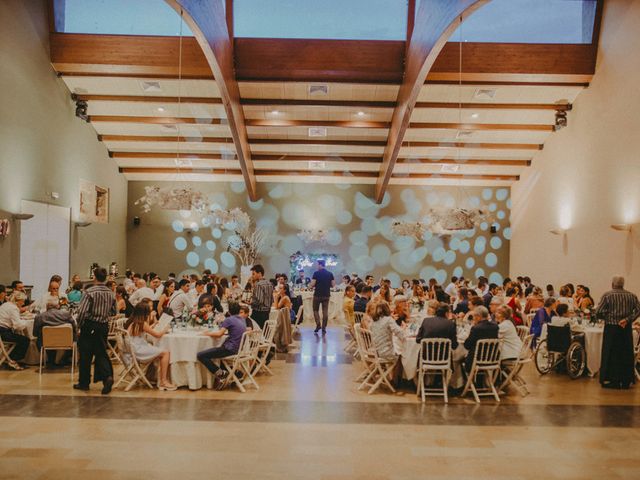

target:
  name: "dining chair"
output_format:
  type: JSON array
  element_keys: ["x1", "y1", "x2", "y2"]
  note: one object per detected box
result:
[
  {"x1": 516, "y1": 325, "x2": 529, "y2": 343},
  {"x1": 0, "y1": 333, "x2": 17, "y2": 369},
  {"x1": 113, "y1": 328, "x2": 154, "y2": 392},
  {"x1": 220, "y1": 330, "x2": 262, "y2": 392},
  {"x1": 417, "y1": 338, "x2": 452, "y2": 403},
  {"x1": 355, "y1": 325, "x2": 396, "y2": 395},
  {"x1": 39, "y1": 324, "x2": 76, "y2": 382},
  {"x1": 461, "y1": 339, "x2": 502, "y2": 403},
  {"x1": 252, "y1": 319, "x2": 277, "y2": 377},
  {"x1": 500, "y1": 334, "x2": 534, "y2": 397}
]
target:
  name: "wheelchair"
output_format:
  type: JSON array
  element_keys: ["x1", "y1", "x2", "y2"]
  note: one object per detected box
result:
[{"x1": 534, "y1": 324, "x2": 586, "y2": 379}]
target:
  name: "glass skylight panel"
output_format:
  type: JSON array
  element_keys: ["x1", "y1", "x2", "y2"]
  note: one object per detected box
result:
[
  {"x1": 448, "y1": 0, "x2": 597, "y2": 44},
  {"x1": 63, "y1": 0, "x2": 194, "y2": 36},
  {"x1": 234, "y1": 0, "x2": 408, "y2": 40}
]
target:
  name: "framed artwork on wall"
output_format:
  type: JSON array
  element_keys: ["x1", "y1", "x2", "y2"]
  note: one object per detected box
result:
[{"x1": 79, "y1": 179, "x2": 109, "y2": 224}]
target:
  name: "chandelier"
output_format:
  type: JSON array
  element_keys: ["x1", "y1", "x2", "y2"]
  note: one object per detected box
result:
[
  {"x1": 390, "y1": 221, "x2": 427, "y2": 241},
  {"x1": 297, "y1": 229, "x2": 329, "y2": 244},
  {"x1": 208, "y1": 207, "x2": 251, "y2": 233},
  {"x1": 392, "y1": 208, "x2": 495, "y2": 239}
]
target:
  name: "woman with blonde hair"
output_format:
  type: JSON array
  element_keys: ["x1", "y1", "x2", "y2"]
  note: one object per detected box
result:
[
  {"x1": 369, "y1": 302, "x2": 406, "y2": 362},
  {"x1": 125, "y1": 299, "x2": 177, "y2": 391}
]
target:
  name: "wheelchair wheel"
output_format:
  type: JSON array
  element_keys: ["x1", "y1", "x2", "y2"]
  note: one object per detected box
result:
[
  {"x1": 566, "y1": 342, "x2": 586, "y2": 379},
  {"x1": 534, "y1": 339, "x2": 553, "y2": 375}
]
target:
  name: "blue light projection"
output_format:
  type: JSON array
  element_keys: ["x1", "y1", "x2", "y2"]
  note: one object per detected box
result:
[{"x1": 162, "y1": 184, "x2": 511, "y2": 285}]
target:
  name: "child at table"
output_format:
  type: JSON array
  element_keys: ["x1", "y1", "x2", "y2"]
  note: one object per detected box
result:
[{"x1": 124, "y1": 299, "x2": 177, "y2": 391}]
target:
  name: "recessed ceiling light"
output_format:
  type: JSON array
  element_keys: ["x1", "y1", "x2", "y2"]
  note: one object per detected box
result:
[
  {"x1": 357, "y1": 111, "x2": 365, "y2": 117},
  {"x1": 308, "y1": 127, "x2": 327, "y2": 137},
  {"x1": 473, "y1": 88, "x2": 497, "y2": 100},
  {"x1": 139, "y1": 81, "x2": 161, "y2": 92},
  {"x1": 157, "y1": 107, "x2": 165, "y2": 113},
  {"x1": 470, "y1": 113, "x2": 479, "y2": 119},
  {"x1": 441, "y1": 164, "x2": 460, "y2": 173},
  {"x1": 308, "y1": 160, "x2": 327, "y2": 170},
  {"x1": 271, "y1": 110, "x2": 279, "y2": 115},
  {"x1": 308, "y1": 84, "x2": 329, "y2": 96}
]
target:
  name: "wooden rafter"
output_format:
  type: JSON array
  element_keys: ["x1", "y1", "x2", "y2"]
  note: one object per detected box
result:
[{"x1": 164, "y1": 0, "x2": 257, "y2": 200}]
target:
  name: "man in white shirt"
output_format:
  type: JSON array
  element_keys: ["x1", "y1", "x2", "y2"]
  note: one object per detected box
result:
[
  {"x1": 168, "y1": 279, "x2": 194, "y2": 317},
  {"x1": 444, "y1": 276, "x2": 459, "y2": 299},
  {"x1": 336, "y1": 275, "x2": 351, "y2": 291},
  {"x1": 149, "y1": 277, "x2": 164, "y2": 302},
  {"x1": 128, "y1": 279, "x2": 154, "y2": 307},
  {"x1": 188, "y1": 280, "x2": 206, "y2": 306},
  {"x1": 0, "y1": 292, "x2": 30, "y2": 368}
]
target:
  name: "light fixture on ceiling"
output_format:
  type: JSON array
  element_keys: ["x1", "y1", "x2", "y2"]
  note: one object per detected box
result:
[
  {"x1": 271, "y1": 110, "x2": 280, "y2": 115},
  {"x1": 308, "y1": 160, "x2": 327, "y2": 170},
  {"x1": 140, "y1": 81, "x2": 162, "y2": 92},
  {"x1": 74, "y1": 221, "x2": 92, "y2": 228},
  {"x1": 611, "y1": 224, "x2": 632, "y2": 232},
  {"x1": 441, "y1": 164, "x2": 459, "y2": 173},
  {"x1": 74, "y1": 97, "x2": 89, "y2": 122},
  {"x1": 357, "y1": 111, "x2": 365, "y2": 117},
  {"x1": 11, "y1": 213, "x2": 34, "y2": 221},
  {"x1": 308, "y1": 127, "x2": 327, "y2": 137},
  {"x1": 456, "y1": 130, "x2": 473, "y2": 139},
  {"x1": 473, "y1": 88, "x2": 497, "y2": 100},
  {"x1": 157, "y1": 107, "x2": 166, "y2": 113},
  {"x1": 308, "y1": 84, "x2": 329, "y2": 96},
  {"x1": 470, "y1": 113, "x2": 479, "y2": 119},
  {"x1": 549, "y1": 228, "x2": 567, "y2": 236}
]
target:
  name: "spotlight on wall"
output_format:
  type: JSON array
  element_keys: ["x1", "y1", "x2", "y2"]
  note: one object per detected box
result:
[
  {"x1": 75, "y1": 98, "x2": 89, "y2": 122},
  {"x1": 549, "y1": 228, "x2": 567, "y2": 236},
  {"x1": 133, "y1": 216, "x2": 141, "y2": 226},
  {"x1": 74, "y1": 222, "x2": 92, "y2": 228},
  {"x1": 11, "y1": 213, "x2": 34, "y2": 221},
  {"x1": 611, "y1": 224, "x2": 632, "y2": 232},
  {"x1": 553, "y1": 103, "x2": 572, "y2": 131}
]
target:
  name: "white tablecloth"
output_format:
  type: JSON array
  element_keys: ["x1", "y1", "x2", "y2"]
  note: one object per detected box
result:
[
  {"x1": 541, "y1": 323, "x2": 604, "y2": 376},
  {"x1": 19, "y1": 317, "x2": 40, "y2": 365},
  {"x1": 156, "y1": 330, "x2": 225, "y2": 390},
  {"x1": 295, "y1": 291, "x2": 345, "y2": 325}
]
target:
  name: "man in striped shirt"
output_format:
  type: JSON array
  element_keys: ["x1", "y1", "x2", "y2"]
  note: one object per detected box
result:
[
  {"x1": 595, "y1": 276, "x2": 640, "y2": 389},
  {"x1": 74, "y1": 267, "x2": 117, "y2": 394},
  {"x1": 250, "y1": 264, "x2": 273, "y2": 329}
]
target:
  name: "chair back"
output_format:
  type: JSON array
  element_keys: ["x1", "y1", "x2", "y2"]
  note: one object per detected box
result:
[
  {"x1": 262, "y1": 320, "x2": 277, "y2": 345},
  {"x1": 115, "y1": 327, "x2": 137, "y2": 367},
  {"x1": 524, "y1": 312, "x2": 536, "y2": 328},
  {"x1": 420, "y1": 338, "x2": 451, "y2": 367},
  {"x1": 42, "y1": 325, "x2": 74, "y2": 348},
  {"x1": 547, "y1": 324, "x2": 571, "y2": 352},
  {"x1": 355, "y1": 324, "x2": 377, "y2": 359},
  {"x1": 519, "y1": 334, "x2": 534, "y2": 361},
  {"x1": 473, "y1": 338, "x2": 501, "y2": 366},
  {"x1": 516, "y1": 325, "x2": 529, "y2": 342},
  {"x1": 108, "y1": 317, "x2": 127, "y2": 336},
  {"x1": 237, "y1": 330, "x2": 262, "y2": 360},
  {"x1": 354, "y1": 312, "x2": 364, "y2": 325}
]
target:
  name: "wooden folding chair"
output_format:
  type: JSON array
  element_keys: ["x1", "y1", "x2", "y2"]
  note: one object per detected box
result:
[
  {"x1": 516, "y1": 325, "x2": 529, "y2": 343},
  {"x1": 113, "y1": 328, "x2": 154, "y2": 392},
  {"x1": 355, "y1": 325, "x2": 396, "y2": 394},
  {"x1": 0, "y1": 333, "x2": 17, "y2": 369},
  {"x1": 39, "y1": 324, "x2": 76, "y2": 381},
  {"x1": 344, "y1": 312, "x2": 364, "y2": 356},
  {"x1": 417, "y1": 338, "x2": 452, "y2": 403},
  {"x1": 220, "y1": 330, "x2": 262, "y2": 392},
  {"x1": 252, "y1": 319, "x2": 277, "y2": 377},
  {"x1": 500, "y1": 334, "x2": 534, "y2": 397},
  {"x1": 107, "y1": 317, "x2": 127, "y2": 364},
  {"x1": 462, "y1": 339, "x2": 502, "y2": 403}
]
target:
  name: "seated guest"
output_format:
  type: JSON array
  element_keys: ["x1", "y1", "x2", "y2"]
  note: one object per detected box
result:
[
  {"x1": 375, "y1": 283, "x2": 392, "y2": 304},
  {"x1": 228, "y1": 275, "x2": 243, "y2": 302},
  {"x1": 66, "y1": 274, "x2": 81, "y2": 294},
  {"x1": 365, "y1": 275, "x2": 375, "y2": 287},
  {"x1": 33, "y1": 299, "x2": 77, "y2": 365},
  {"x1": 0, "y1": 292, "x2": 31, "y2": 369},
  {"x1": 495, "y1": 305, "x2": 523, "y2": 366},
  {"x1": 401, "y1": 279, "x2": 413, "y2": 298},
  {"x1": 463, "y1": 306, "x2": 499, "y2": 371},
  {"x1": 557, "y1": 285, "x2": 574, "y2": 308},
  {"x1": 188, "y1": 280, "x2": 206, "y2": 306},
  {"x1": 67, "y1": 281, "x2": 84, "y2": 304},
  {"x1": 195, "y1": 297, "x2": 215, "y2": 323},
  {"x1": 33, "y1": 281, "x2": 64, "y2": 312},
  {"x1": 463, "y1": 296, "x2": 485, "y2": 323},
  {"x1": 505, "y1": 287, "x2": 524, "y2": 325},
  {"x1": 115, "y1": 286, "x2": 134, "y2": 317},
  {"x1": 149, "y1": 276, "x2": 164, "y2": 306},
  {"x1": 434, "y1": 285, "x2": 450, "y2": 304},
  {"x1": 105, "y1": 280, "x2": 117, "y2": 294},
  {"x1": 530, "y1": 297, "x2": 557, "y2": 342},
  {"x1": 391, "y1": 295, "x2": 410, "y2": 326},
  {"x1": 157, "y1": 280, "x2": 175, "y2": 316},
  {"x1": 416, "y1": 303, "x2": 458, "y2": 349},
  {"x1": 574, "y1": 285, "x2": 594, "y2": 311},
  {"x1": 369, "y1": 302, "x2": 406, "y2": 362},
  {"x1": 124, "y1": 299, "x2": 176, "y2": 391},
  {"x1": 167, "y1": 279, "x2": 194, "y2": 317},
  {"x1": 0, "y1": 284, "x2": 6, "y2": 305},
  {"x1": 425, "y1": 299, "x2": 439, "y2": 316},
  {"x1": 545, "y1": 283, "x2": 556, "y2": 299},
  {"x1": 412, "y1": 284, "x2": 428, "y2": 304},
  {"x1": 218, "y1": 277, "x2": 230, "y2": 301},
  {"x1": 197, "y1": 302, "x2": 252, "y2": 388},
  {"x1": 483, "y1": 283, "x2": 499, "y2": 309},
  {"x1": 550, "y1": 303, "x2": 573, "y2": 326},
  {"x1": 489, "y1": 296, "x2": 503, "y2": 322},
  {"x1": 342, "y1": 285, "x2": 356, "y2": 326},
  {"x1": 128, "y1": 278, "x2": 154, "y2": 307},
  {"x1": 336, "y1": 275, "x2": 351, "y2": 291},
  {"x1": 294, "y1": 270, "x2": 310, "y2": 287},
  {"x1": 524, "y1": 287, "x2": 545, "y2": 314},
  {"x1": 272, "y1": 283, "x2": 293, "y2": 310},
  {"x1": 453, "y1": 288, "x2": 470, "y2": 315},
  {"x1": 355, "y1": 286, "x2": 372, "y2": 313},
  {"x1": 198, "y1": 283, "x2": 223, "y2": 313}
]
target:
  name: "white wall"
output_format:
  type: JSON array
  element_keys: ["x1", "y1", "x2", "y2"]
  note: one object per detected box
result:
[
  {"x1": 0, "y1": 0, "x2": 128, "y2": 285},
  {"x1": 510, "y1": 0, "x2": 640, "y2": 298}
]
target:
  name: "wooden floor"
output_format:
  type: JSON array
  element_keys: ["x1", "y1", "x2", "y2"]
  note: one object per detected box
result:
[{"x1": 1, "y1": 327, "x2": 639, "y2": 479}]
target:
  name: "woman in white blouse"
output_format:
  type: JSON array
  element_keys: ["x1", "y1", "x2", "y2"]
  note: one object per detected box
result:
[
  {"x1": 495, "y1": 305, "x2": 523, "y2": 364},
  {"x1": 369, "y1": 302, "x2": 406, "y2": 362}
]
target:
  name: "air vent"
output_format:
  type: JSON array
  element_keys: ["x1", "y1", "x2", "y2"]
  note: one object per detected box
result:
[
  {"x1": 456, "y1": 130, "x2": 474, "y2": 139},
  {"x1": 308, "y1": 160, "x2": 327, "y2": 170},
  {"x1": 308, "y1": 84, "x2": 329, "y2": 96},
  {"x1": 441, "y1": 164, "x2": 460, "y2": 173},
  {"x1": 161, "y1": 124, "x2": 178, "y2": 132},
  {"x1": 308, "y1": 127, "x2": 327, "y2": 137},
  {"x1": 139, "y1": 81, "x2": 162, "y2": 92},
  {"x1": 473, "y1": 88, "x2": 496, "y2": 100}
]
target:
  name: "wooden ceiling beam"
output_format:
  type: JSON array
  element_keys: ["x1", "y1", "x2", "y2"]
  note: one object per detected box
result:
[
  {"x1": 414, "y1": 102, "x2": 571, "y2": 111},
  {"x1": 241, "y1": 98, "x2": 396, "y2": 109},
  {"x1": 75, "y1": 94, "x2": 222, "y2": 104},
  {"x1": 164, "y1": 0, "x2": 257, "y2": 200},
  {"x1": 409, "y1": 122, "x2": 553, "y2": 131},
  {"x1": 393, "y1": 173, "x2": 519, "y2": 181},
  {"x1": 397, "y1": 157, "x2": 531, "y2": 167},
  {"x1": 402, "y1": 141, "x2": 542, "y2": 150},
  {"x1": 100, "y1": 135, "x2": 232, "y2": 143},
  {"x1": 90, "y1": 115, "x2": 224, "y2": 125},
  {"x1": 245, "y1": 119, "x2": 389, "y2": 129},
  {"x1": 252, "y1": 154, "x2": 382, "y2": 164},
  {"x1": 376, "y1": 0, "x2": 490, "y2": 203},
  {"x1": 109, "y1": 152, "x2": 234, "y2": 160}
]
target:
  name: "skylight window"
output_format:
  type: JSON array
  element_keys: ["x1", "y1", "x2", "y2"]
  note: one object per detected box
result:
[
  {"x1": 448, "y1": 0, "x2": 597, "y2": 44},
  {"x1": 63, "y1": 0, "x2": 194, "y2": 36},
  {"x1": 234, "y1": 0, "x2": 408, "y2": 41}
]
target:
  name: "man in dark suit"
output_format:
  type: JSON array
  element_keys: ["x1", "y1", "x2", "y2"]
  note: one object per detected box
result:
[
  {"x1": 354, "y1": 286, "x2": 372, "y2": 313},
  {"x1": 416, "y1": 303, "x2": 458, "y2": 349},
  {"x1": 483, "y1": 283, "x2": 499, "y2": 309},
  {"x1": 463, "y1": 306, "x2": 499, "y2": 371}
]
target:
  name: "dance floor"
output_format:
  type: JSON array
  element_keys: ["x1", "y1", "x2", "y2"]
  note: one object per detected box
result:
[{"x1": 1, "y1": 327, "x2": 639, "y2": 479}]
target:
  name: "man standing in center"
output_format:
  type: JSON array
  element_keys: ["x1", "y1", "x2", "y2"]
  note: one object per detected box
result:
[
  {"x1": 250, "y1": 264, "x2": 273, "y2": 330},
  {"x1": 309, "y1": 259, "x2": 335, "y2": 335}
]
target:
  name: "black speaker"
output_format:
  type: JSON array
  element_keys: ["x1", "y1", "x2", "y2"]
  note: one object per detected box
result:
[
  {"x1": 490, "y1": 225, "x2": 498, "y2": 234},
  {"x1": 133, "y1": 216, "x2": 140, "y2": 226}
]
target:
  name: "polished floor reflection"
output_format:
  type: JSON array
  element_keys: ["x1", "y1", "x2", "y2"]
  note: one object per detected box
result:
[{"x1": 1, "y1": 326, "x2": 639, "y2": 479}]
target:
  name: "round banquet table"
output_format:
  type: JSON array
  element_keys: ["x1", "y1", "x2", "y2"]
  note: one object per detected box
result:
[
  {"x1": 295, "y1": 291, "x2": 345, "y2": 326},
  {"x1": 400, "y1": 321, "x2": 470, "y2": 389},
  {"x1": 156, "y1": 329, "x2": 225, "y2": 390},
  {"x1": 541, "y1": 323, "x2": 604, "y2": 377}
]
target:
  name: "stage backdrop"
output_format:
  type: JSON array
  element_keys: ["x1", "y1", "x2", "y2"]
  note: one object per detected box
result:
[{"x1": 126, "y1": 182, "x2": 511, "y2": 286}]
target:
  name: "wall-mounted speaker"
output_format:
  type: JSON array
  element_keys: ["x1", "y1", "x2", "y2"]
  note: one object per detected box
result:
[
  {"x1": 490, "y1": 225, "x2": 498, "y2": 234},
  {"x1": 133, "y1": 216, "x2": 140, "y2": 226}
]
